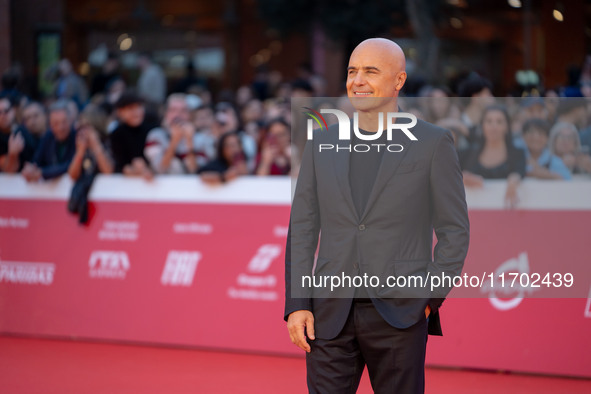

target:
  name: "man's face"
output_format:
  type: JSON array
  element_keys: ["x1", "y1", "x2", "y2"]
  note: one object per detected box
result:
[
  {"x1": 193, "y1": 107, "x2": 214, "y2": 131},
  {"x1": 49, "y1": 110, "x2": 72, "y2": 141},
  {"x1": 23, "y1": 105, "x2": 48, "y2": 136},
  {"x1": 0, "y1": 99, "x2": 15, "y2": 131},
  {"x1": 523, "y1": 127, "x2": 548, "y2": 156},
  {"x1": 117, "y1": 103, "x2": 145, "y2": 128},
  {"x1": 346, "y1": 44, "x2": 406, "y2": 112},
  {"x1": 164, "y1": 98, "x2": 190, "y2": 128}
]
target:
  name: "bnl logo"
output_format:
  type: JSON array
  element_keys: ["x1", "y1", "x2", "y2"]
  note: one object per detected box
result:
[{"x1": 304, "y1": 107, "x2": 418, "y2": 141}]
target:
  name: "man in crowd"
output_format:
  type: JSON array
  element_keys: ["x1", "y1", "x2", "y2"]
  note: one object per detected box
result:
[
  {"x1": 22, "y1": 102, "x2": 48, "y2": 139},
  {"x1": 0, "y1": 96, "x2": 35, "y2": 172},
  {"x1": 20, "y1": 101, "x2": 49, "y2": 156},
  {"x1": 21, "y1": 100, "x2": 76, "y2": 181},
  {"x1": 522, "y1": 118, "x2": 572, "y2": 180},
  {"x1": 144, "y1": 93, "x2": 198, "y2": 174},
  {"x1": 110, "y1": 92, "x2": 156, "y2": 179}
]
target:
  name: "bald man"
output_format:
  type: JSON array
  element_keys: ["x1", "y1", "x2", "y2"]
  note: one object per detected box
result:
[{"x1": 285, "y1": 38, "x2": 470, "y2": 393}]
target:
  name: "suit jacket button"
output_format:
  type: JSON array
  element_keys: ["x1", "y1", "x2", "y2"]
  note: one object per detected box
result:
[{"x1": 358, "y1": 224, "x2": 366, "y2": 231}]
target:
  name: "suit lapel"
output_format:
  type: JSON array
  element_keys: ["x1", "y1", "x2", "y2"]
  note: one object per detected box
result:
[
  {"x1": 359, "y1": 135, "x2": 414, "y2": 222},
  {"x1": 332, "y1": 143, "x2": 360, "y2": 222}
]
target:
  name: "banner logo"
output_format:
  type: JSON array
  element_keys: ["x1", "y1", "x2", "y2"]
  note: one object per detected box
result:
[
  {"x1": 481, "y1": 252, "x2": 539, "y2": 310},
  {"x1": 227, "y1": 244, "x2": 280, "y2": 301},
  {"x1": 0, "y1": 260, "x2": 55, "y2": 285},
  {"x1": 161, "y1": 251, "x2": 201, "y2": 286},
  {"x1": 89, "y1": 251, "x2": 130, "y2": 279}
]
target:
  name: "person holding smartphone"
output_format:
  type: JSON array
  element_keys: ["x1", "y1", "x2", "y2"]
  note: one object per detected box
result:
[
  {"x1": 549, "y1": 121, "x2": 591, "y2": 175},
  {"x1": 68, "y1": 105, "x2": 113, "y2": 181},
  {"x1": 197, "y1": 131, "x2": 248, "y2": 185},
  {"x1": 255, "y1": 118, "x2": 292, "y2": 176},
  {"x1": 144, "y1": 94, "x2": 198, "y2": 174},
  {"x1": 0, "y1": 96, "x2": 38, "y2": 173}
]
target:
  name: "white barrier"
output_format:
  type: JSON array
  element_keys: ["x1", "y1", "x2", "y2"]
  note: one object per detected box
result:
[{"x1": 0, "y1": 174, "x2": 590, "y2": 210}]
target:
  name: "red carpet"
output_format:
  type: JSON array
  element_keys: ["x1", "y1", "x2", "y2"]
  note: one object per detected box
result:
[{"x1": 0, "y1": 336, "x2": 589, "y2": 393}]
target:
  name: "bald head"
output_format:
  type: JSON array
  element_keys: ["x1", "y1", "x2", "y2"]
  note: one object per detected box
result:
[
  {"x1": 346, "y1": 38, "x2": 407, "y2": 112},
  {"x1": 351, "y1": 38, "x2": 406, "y2": 72}
]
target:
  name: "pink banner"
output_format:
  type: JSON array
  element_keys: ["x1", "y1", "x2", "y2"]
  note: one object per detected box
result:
[
  {"x1": 0, "y1": 176, "x2": 590, "y2": 378},
  {"x1": 0, "y1": 199, "x2": 292, "y2": 354}
]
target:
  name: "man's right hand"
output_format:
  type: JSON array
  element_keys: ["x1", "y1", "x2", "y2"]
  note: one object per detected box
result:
[{"x1": 287, "y1": 310, "x2": 315, "y2": 353}]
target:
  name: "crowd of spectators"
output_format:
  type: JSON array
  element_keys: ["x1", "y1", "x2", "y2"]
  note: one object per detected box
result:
[
  {"x1": 1, "y1": 54, "x2": 590, "y2": 207},
  {"x1": 0, "y1": 54, "x2": 299, "y2": 187},
  {"x1": 400, "y1": 73, "x2": 591, "y2": 207},
  {"x1": 328, "y1": 69, "x2": 591, "y2": 193}
]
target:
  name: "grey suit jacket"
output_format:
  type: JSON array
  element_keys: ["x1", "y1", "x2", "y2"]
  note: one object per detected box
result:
[{"x1": 285, "y1": 119, "x2": 470, "y2": 339}]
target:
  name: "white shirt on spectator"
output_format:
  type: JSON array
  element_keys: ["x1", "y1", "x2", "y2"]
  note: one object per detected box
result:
[
  {"x1": 144, "y1": 127, "x2": 194, "y2": 174},
  {"x1": 240, "y1": 132, "x2": 257, "y2": 172},
  {"x1": 193, "y1": 131, "x2": 216, "y2": 167}
]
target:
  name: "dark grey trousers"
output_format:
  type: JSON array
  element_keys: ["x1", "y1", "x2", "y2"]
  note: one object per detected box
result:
[{"x1": 306, "y1": 299, "x2": 428, "y2": 394}]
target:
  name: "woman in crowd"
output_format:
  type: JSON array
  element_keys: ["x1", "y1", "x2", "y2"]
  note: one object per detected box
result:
[
  {"x1": 197, "y1": 131, "x2": 248, "y2": 185},
  {"x1": 255, "y1": 118, "x2": 292, "y2": 176},
  {"x1": 460, "y1": 104, "x2": 526, "y2": 208},
  {"x1": 215, "y1": 101, "x2": 257, "y2": 171},
  {"x1": 548, "y1": 121, "x2": 591, "y2": 175}
]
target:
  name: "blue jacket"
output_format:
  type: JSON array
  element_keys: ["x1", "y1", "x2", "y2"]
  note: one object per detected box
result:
[{"x1": 33, "y1": 128, "x2": 77, "y2": 179}]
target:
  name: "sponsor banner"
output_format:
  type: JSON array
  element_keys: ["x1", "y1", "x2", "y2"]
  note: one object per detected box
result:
[
  {"x1": 0, "y1": 216, "x2": 29, "y2": 229},
  {"x1": 227, "y1": 244, "x2": 280, "y2": 301},
  {"x1": 89, "y1": 251, "x2": 130, "y2": 279},
  {"x1": 0, "y1": 261, "x2": 55, "y2": 285},
  {"x1": 98, "y1": 221, "x2": 139, "y2": 242},
  {"x1": 0, "y1": 197, "x2": 291, "y2": 358},
  {"x1": 0, "y1": 175, "x2": 590, "y2": 377},
  {"x1": 161, "y1": 251, "x2": 201, "y2": 286}
]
